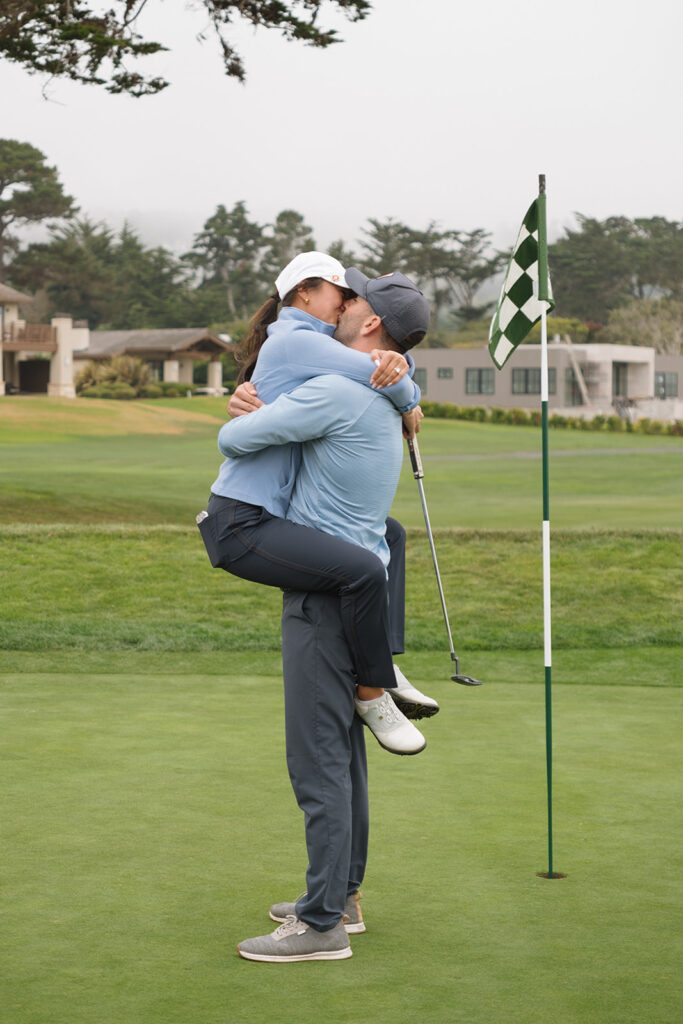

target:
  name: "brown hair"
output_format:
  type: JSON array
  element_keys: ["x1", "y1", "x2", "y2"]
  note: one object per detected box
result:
[{"x1": 236, "y1": 277, "x2": 325, "y2": 384}]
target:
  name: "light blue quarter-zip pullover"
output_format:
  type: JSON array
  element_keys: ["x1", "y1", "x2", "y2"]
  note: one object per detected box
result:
[
  {"x1": 218, "y1": 375, "x2": 404, "y2": 568},
  {"x1": 210, "y1": 307, "x2": 419, "y2": 517}
]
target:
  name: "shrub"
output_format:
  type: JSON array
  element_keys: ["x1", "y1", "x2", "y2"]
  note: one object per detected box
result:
[
  {"x1": 636, "y1": 417, "x2": 651, "y2": 434},
  {"x1": 456, "y1": 405, "x2": 477, "y2": 420},
  {"x1": 75, "y1": 361, "x2": 105, "y2": 394},
  {"x1": 138, "y1": 384, "x2": 163, "y2": 399},
  {"x1": 507, "y1": 408, "x2": 530, "y2": 425},
  {"x1": 108, "y1": 382, "x2": 137, "y2": 400},
  {"x1": 549, "y1": 414, "x2": 568, "y2": 428},
  {"x1": 102, "y1": 356, "x2": 150, "y2": 390},
  {"x1": 590, "y1": 414, "x2": 608, "y2": 430},
  {"x1": 489, "y1": 407, "x2": 507, "y2": 423},
  {"x1": 606, "y1": 416, "x2": 625, "y2": 432},
  {"x1": 157, "y1": 381, "x2": 186, "y2": 397},
  {"x1": 80, "y1": 385, "x2": 105, "y2": 398}
]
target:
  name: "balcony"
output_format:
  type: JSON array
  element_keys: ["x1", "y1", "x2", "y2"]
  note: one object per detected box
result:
[{"x1": 1, "y1": 322, "x2": 57, "y2": 351}]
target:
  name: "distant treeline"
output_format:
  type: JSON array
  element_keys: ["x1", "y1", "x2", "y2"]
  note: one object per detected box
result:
[{"x1": 1, "y1": 141, "x2": 682, "y2": 350}]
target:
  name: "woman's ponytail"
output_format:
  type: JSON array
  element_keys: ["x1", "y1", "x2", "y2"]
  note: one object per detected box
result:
[{"x1": 235, "y1": 294, "x2": 280, "y2": 384}]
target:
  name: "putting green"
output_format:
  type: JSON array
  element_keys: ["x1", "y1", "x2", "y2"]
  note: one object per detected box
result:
[{"x1": 2, "y1": 663, "x2": 679, "y2": 1024}]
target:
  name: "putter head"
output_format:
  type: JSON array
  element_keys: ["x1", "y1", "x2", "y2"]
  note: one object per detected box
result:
[
  {"x1": 451, "y1": 673, "x2": 483, "y2": 686},
  {"x1": 450, "y1": 656, "x2": 483, "y2": 686}
]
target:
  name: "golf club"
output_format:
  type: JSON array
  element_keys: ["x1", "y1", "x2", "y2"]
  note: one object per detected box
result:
[{"x1": 407, "y1": 434, "x2": 482, "y2": 686}]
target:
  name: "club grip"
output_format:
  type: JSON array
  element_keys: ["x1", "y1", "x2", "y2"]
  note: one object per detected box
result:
[{"x1": 407, "y1": 437, "x2": 424, "y2": 479}]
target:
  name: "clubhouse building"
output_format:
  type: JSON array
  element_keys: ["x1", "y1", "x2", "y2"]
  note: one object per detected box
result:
[{"x1": 1, "y1": 286, "x2": 681, "y2": 420}]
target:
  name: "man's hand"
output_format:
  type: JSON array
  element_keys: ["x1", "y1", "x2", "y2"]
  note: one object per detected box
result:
[
  {"x1": 369, "y1": 350, "x2": 409, "y2": 389},
  {"x1": 228, "y1": 381, "x2": 265, "y2": 417},
  {"x1": 401, "y1": 405, "x2": 424, "y2": 439}
]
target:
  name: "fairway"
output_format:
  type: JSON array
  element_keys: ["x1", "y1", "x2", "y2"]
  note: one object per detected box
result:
[
  {"x1": 1, "y1": 397, "x2": 681, "y2": 1024},
  {"x1": 1, "y1": 396, "x2": 681, "y2": 528}
]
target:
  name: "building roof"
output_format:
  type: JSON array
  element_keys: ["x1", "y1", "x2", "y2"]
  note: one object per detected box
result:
[
  {"x1": 75, "y1": 328, "x2": 234, "y2": 360},
  {"x1": 0, "y1": 283, "x2": 33, "y2": 304}
]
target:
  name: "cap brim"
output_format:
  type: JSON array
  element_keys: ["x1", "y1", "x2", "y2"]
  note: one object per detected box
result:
[{"x1": 344, "y1": 267, "x2": 370, "y2": 298}]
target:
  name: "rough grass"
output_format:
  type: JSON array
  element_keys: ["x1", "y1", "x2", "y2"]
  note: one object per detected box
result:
[{"x1": 1, "y1": 526, "x2": 681, "y2": 653}]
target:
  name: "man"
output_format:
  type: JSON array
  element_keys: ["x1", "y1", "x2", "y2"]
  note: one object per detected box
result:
[{"x1": 218, "y1": 270, "x2": 431, "y2": 962}]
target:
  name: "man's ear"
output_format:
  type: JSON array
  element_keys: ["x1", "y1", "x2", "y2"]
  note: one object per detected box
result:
[{"x1": 359, "y1": 314, "x2": 383, "y2": 337}]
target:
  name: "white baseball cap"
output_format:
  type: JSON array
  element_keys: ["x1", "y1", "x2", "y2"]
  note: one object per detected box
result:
[{"x1": 275, "y1": 251, "x2": 348, "y2": 300}]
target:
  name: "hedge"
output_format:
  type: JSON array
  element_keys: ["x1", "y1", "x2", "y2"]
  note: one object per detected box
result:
[{"x1": 419, "y1": 400, "x2": 682, "y2": 436}]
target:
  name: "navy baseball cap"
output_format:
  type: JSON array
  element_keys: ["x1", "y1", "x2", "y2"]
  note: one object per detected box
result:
[{"x1": 345, "y1": 268, "x2": 430, "y2": 350}]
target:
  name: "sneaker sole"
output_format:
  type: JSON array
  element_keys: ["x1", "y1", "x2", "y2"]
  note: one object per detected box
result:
[
  {"x1": 390, "y1": 694, "x2": 440, "y2": 720},
  {"x1": 269, "y1": 912, "x2": 366, "y2": 935},
  {"x1": 358, "y1": 718, "x2": 426, "y2": 755},
  {"x1": 237, "y1": 945, "x2": 353, "y2": 963}
]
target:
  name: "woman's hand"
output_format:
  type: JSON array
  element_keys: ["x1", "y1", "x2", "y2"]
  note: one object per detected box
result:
[
  {"x1": 369, "y1": 350, "x2": 409, "y2": 389},
  {"x1": 401, "y1": 405, "x2": 424, "y2": 440},
  {"x1": 228, "y1": 382, "x2": 264, "y2": 417}
]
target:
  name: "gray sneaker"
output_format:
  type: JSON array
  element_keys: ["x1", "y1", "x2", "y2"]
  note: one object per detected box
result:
[
  {"x1": 270, "y1": 891, "x2": 365, "y2": 934},
  {"x1": 237, "y1": 915, "x2": 352, "y2": 963}
]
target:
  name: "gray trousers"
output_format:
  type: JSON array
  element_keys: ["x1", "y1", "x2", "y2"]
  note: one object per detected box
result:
[{"x1": 281, "y1": 590, "x2": 369, "y2": 932}]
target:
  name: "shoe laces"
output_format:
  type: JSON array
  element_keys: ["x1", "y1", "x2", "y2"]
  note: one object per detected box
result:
[
  {"x1": 273, "y1": 915, "x2": 308, "y2": 938},
  {"x1": 377, "y1": 692, "x2": 404, "y2": 725}
]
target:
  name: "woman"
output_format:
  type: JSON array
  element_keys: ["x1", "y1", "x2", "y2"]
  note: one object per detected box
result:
[{"x1": 198, "y1": 252, "x2": 434, "y2": 754}]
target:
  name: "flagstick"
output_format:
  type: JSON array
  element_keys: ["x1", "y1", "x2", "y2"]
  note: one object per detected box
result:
[{"x1": 537, "y1": 174, "x2": 558, "y2": 879}]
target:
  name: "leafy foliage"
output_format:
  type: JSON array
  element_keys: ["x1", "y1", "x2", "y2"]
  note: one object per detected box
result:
[
  {"x1": 3, "y1": 143, "x2": 682, "y2": 342},
  {"x1": 605, "y1": 298, "x2": 683, "y2": 354},
  {"x1": 549, "y1": 215, "x2": 683, "y2": 321},
  {"x1": 183, "y1": 201, "x2": 265, "y2": 319},
  {"x1": 10, "y1": 217, "x2": 197, "y2": 328},
  {"x1": 0, "y1": 1, "x2": 371, "y2": 96},
  {"x1": 75, "y1": 355, "x2": 151, "y2": 394},
  {"x1": 0, "y1": 138, "x2": 76, "y2": 272}
]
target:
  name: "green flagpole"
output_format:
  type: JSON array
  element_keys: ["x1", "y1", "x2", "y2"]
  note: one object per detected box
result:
[{"x1": 537, "y1": 174, "x2": 557, "y2": 879}]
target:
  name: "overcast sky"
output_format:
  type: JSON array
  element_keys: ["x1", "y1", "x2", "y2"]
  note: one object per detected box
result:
[{"x1": 2, "y1": 0, "x2": 681, "y2": 257}]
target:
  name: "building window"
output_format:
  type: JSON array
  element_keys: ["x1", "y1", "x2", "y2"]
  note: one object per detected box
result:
[
  {"x1": 413, "y1": 368, "x2": 427, "y2": 394},
  {"x1": 512, "y1": 368, "x2": 556, "y2": 394},
  {"x1": 612, "y1": 361, "x2": 628, "y2": 397},
  {"x1": 437, "y1": 367, "x2": 453, "y2": 379},
  {"x1": 565, "y1": 367, "x2": 582, "y2": 406},
  {"x1": 655, "y1": 371, "x2": 678, "y2": 398},
  {"x1": 148, "y1": 360, "x2": 163, "y2": 382},
  {"x1": 465, "y1": 368, "x2": 494, "y2": 395}
]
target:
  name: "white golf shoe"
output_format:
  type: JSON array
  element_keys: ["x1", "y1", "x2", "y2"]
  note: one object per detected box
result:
[
  {"x1": 354, "y1": 691, "x2": 426, "y2": 755},
  {"x1": 390, "y1": 663, "x2": 440, "y2": 720}
]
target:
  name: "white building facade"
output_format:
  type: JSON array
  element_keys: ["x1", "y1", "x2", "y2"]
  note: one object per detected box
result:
[{"x1": 410, "y1": 342, "x2": 683, "y2": 421}]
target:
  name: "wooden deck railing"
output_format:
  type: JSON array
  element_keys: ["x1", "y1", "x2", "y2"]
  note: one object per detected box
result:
[{"x1": 1, "y1": 323, "x2": 57, "y2": 346}]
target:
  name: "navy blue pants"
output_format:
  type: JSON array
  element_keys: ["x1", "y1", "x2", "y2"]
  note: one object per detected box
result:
[
  {"x1": 200, "y1": 495, "x2": 406, "y2": 688},
  {"x1": 281, "y1": 591, "x2": 368, "y2": 931}
]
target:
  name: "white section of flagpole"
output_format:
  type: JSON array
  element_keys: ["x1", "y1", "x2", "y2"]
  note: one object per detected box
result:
[{"x1": 541, "y1": 306, "x2": 552, "y2": 668}]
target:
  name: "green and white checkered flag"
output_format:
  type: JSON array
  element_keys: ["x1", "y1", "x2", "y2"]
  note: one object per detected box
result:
[{"x1": 488, "y1": 200, "x2": 555, "y2": 369}]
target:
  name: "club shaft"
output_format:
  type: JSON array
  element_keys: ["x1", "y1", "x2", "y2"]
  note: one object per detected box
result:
[{"x1": 413, "y1": 460, "x2": 457, "y2": 660}]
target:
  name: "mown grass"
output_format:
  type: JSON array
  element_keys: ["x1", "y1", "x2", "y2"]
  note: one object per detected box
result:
[
  {"x1": 2, "y1": 668, "x2": 680, "y2": 1024},
  {"x1": 1, "y1": 397, "x2": 680, "y2": 1024},
  {"x1": 1, "y1": 397, "x2": 681, "y2": 528}
]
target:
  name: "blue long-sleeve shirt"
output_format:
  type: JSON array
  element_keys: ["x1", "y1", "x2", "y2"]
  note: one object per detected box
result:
[
  {"x1": 218, "y1": 375, "x2": 404, "y2": 567},
  {"x1": 210, "y1": 307, "x2": 419, "y2": 517}
]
